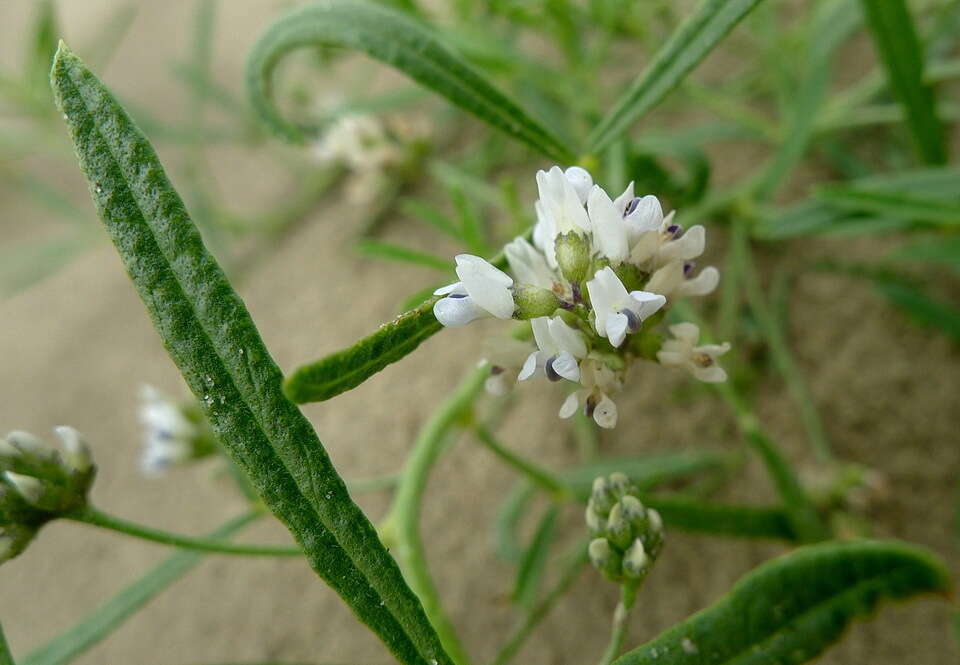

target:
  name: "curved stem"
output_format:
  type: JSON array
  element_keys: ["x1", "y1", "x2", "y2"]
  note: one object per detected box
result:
[
  {"x1": 380, "y1": 366, "x2": 489, "y2": 665},
  {"x1": 474, "y1": 425, "x2": 571, "y2": 499},
  {"x1": 598, "y1": 583, "x2": 638, "y2": 665},
  {"x1": 67, "y1": 506, "x2": 303, "y2": 556}
]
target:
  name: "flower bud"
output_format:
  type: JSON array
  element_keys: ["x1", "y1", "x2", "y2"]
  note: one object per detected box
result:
[
  {"x1": 622, "y1": 538, "x2": 650, "y2": 580},
  {"x1": 585, "y1": 502, "x2": 605, "y2": 537},
  {"x1": 511, "y1": 285, "x2": 560, "y2": 320},
  {"x1": 588, "y1": 537, "x2": 623, "y2": 580},
  {"x1": 605, "y1": 502, "x2": 633, "y2": 550},
  {"x1": 590, "y1": 476, "x2": 617, "y2": 515},
  {"x1": 0, "y1": 524, "x2": 38, "y2": 564},
  {"x1": 55, "y1": 426, "x2": 92, "y2": 474},
  {"x1": 554, "y1": 232, "x2": 591, "y2": 284}
]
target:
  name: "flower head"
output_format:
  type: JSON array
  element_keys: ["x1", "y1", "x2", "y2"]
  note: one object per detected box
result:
[{"x1": 433, "y1": 165, "x2": 731, "y2": 427}]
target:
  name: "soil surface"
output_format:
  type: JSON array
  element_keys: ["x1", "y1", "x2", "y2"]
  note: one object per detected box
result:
[{"x1": 0, "y1": 2, "x2": 957, "y2": 664}]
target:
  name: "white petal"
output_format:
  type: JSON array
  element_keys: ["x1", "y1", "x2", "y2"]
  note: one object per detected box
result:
[
  {"x1": 698, "y1": 342, "x2": 731, "y2": 357},
  {"x1": 593, "y1": 395, "x2": 618, "y2": 428},
  {"x1": 485, "y1": 374, "x2": 509, "y2": 396},
  {"x1": 548, "y1": 317, "x2": 587, "y2": 358},
  {"x1": 559, "y1": 392, "x2": 580, "y2": 419},
  {"x1": 505, "y1": 238, "x2": 555, "y2": 290},
  {"x1": 645, "y1": 261, "x2": 684, "y2": 297},
  {"x1": 676, "y1": 266, "x2": 720, "y2": 297},
  {"x1": 612, "y1": 181, "x2": 635, "y2": 215},
  {"x1": 55, "y1": 426, "x2": 91, "y2": 473},
  {"x1": 434, "y1": 281, "x2": 466, "y2": 296},
  {"x1": 530, "y1": 317, "x2": 556, "y2": 354},
  {"x1": 693, "y1": 366, "x2": 728, "y2": 383},
  {"x1": 518, "y1": 351, "x2": 543, "y2": 381},
  {"x1": 669, "y1": 322, "x2": 701, "y2": 345},
  {"x1": 585, "y1": 275, "x2": 610, "y2": 335},
  {"x1": 658, "y1": 225, "x2": 705, "y2": 263},
  {"x1": 629, "y1": 229, "x2": 660, "y2": 265},
  {"x1": 552, "y1": 351, "x2": 581, "y2": 382},
  {"x1": 628, "y1": 290, "x2": 667, "y2": 319},
  {"x1": 587, "y1": 185, "x2": 628, "y2": 262},
  {"x1": 605, "y1": 311, "x2": 629, "y2": 348},
  {"x1": 564, "y1": 166, "x2": 593, "y2": 204},
  {"x1": 455, "y1": 255, "x2": 515, "y2": 318},
  {"x1": 624, "y1": 195, "x2": 663, "y2": 231},
  {"x1": 656, "y1": 350, "x2": 688, "y2": 367},
  {"x1": 433, "y1": 296, "x2": 487, "y2": 327}
]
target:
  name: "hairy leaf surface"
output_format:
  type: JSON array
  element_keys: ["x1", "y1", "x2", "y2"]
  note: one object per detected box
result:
[{"x1": 52, "y1": 44, "x2": 451, "y2": 665}]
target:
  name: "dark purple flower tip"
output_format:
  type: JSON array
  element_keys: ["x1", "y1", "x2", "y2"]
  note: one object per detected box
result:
[
  {"x1": 666, "y1": 224, "x2": 682, "y2": 238},
  {"x1": 545, "y1": 355, "x2": 562, "y2": 382},
  {"x1": 683, "y1": 261, "x2": 695, "y2": 277},
  {"x1": 624, "y1": 197, "x2": 641, "y2": 216},
  {"x1": 447, "y1": 292, "x2": 468, "y2": 299},
  {"x1": 490, "y1": 365, "x2": 504, "y2": 376},
  {"x1": 621, "y1": 307, "x2": 641, "y2": 333},
  {"x1": 584, "y1": 393, "x2": 599, "y2": 419}
]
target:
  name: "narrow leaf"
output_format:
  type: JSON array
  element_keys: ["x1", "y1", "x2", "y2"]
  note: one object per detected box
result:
[
  {"x1": 871, "y1": 274, "x2": 960, "y2": 343},
  {"x1": 284, "y1": 295, "x2": 443, "y2": 403},
  {"x1": 52, "y1": 44, "x2": 451, "y2": 665},
  {"x1": 355, "y1": 239, "x2": 451, "y2": 270},
  {"x1": 246, "y1": 0, "x2": 572, "y2": 161},
  {"x1": 0, "y1": 621, "x2": 14, "y2": 665},
  {"x1": 612, "y1": 540, "x2": 950, "y2": 665},
  {"x1": 588, "y1": 0, "x2": 766, "y2": 153},
  {"x1": 860, "y1": 0, "x2": 947, "y2": 164},
  {"x1": 816, "y1": 186, "x2": 960, "y2": 227},
  {"x1": 891, "y1": 236, "x2": 960, "y2": 274},
  {"x1": 23, "y1": 514, "x2": 256, "y2": 665},
  {"x1": 512, "y1": 505, "x2": 558, "y2": 609},
  {"x1": 644, "y1": 495, "x2": 795, "y2": 541}
]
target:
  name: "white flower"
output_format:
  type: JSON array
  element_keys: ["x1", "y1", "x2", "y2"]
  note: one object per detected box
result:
[
  {"x1": 518, "y1": 317, "x2": 588, "y2": 383},
  {"x1": 645, "y1": 261, "x2": 719, "y2": 299},
  {"x1": 586, "y1": 267, "x2": 666, "y2": 347},
  {"x1": 657, "y1": 323, "x2": 730, "y2": 383},
  {"x1": 559, "y1": 360, "x2": 622, "y2": 428},
  {"x1": 505, "y1": 237, "x2": 556, "y2": 290},
  {"x1": 139, "y1": 385, "x2": 198, "y2": 475},
  {"x1": 630, "y1": 214, "x2": 706, "y2": 268},
  {"x1": 312, "y1": 114, "x2": 399, "y2": 172},
  {"x1": 434, "y1": 255, "x2": 515, "y2": 327},
  {"x1": 481, "y1": 338, "x2": 533, "y2": 395},
  {"x1": 533, "y1": 166, "x2": 592, "y2": 268}
]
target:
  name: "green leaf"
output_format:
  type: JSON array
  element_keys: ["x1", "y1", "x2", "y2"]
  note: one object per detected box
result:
[
  {"x1": 23, "y1": 514, "x2": 256, "y2": 665},
  {"x1": 891, "y1": 236, "x2": 960, "y2": 274},
  {"x1": 51, "y1": 44, "x2": 452, "y2": 665},
  {"x1": 355, "y1": 239, "x2": 452, "y2": 271},
  {"x1": 587, "y1": 0, "x2": 767, "y2": 153},
  {"x1": 644, "y1": 495, "x2": 795, "y2": 541},
  {"x1": 284, "y1": 295, "x2": 443, "y2": 403},
  {"x1": 859, "y1": 0, "x2": 947, "y2": 164},
  {"x1": 612, "y1": 540, "x2": 950, "y2": 665},
  {"x1": 26, "y1": 0, "x2": 58, "y2": 94},
  {"x1": 246, "y1": 0, "x2": 572, "y2": 161},
  {"x1": 0, "y1": 621, "x2": 15, "y2": 665},
  {"x1": 815, "y1": 186, "x2": 960, "y2": 227},
  {"x1": 512, "y1": 505, "x2": 558, "y2": 610},
  {"x1": 871, "y1": 273, "x2": 960, "y2": 343}
]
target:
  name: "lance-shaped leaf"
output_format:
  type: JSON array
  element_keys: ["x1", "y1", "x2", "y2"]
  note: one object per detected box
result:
[
  {"x1": 859, "y1": 0, "x2": 947, "y2": 165},
  {"x1": 612, "y1": 540, "x2": 950, "y2": 665},
  {"x1": 284, "y1": 295, "x2": 443, "y2": 403},
  {"x1": 246, "y1": 0, "x2": 572, "y2": 161},
  {"x1": 587, "y1": 0, "x2": 766, "y2": 153},
  {"x1": 51, "y1": 44, "x2": 451, "y2": 665}
]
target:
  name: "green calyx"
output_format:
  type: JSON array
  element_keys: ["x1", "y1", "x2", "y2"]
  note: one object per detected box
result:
[
  {"x1": 585, "y1": 472, "x2": 664, "y2": 583},
  {"x1": 555, "y1": 232, "x2": 591, "y2": 284},
  {"x1": 512, "y1": 284, "x2": 562, "y2": 320}
]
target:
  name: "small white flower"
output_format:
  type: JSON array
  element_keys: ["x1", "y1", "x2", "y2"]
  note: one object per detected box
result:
[
  {"x1": 587, "y1": 185, "x2": 629, "y2": 263},
  {"x1": 505, "y1": 238, "x2": 556, "y2": 290},
  {"x1": 433, "y1": 255, "x2": 515, "y2": 327},
  {"x1": 518, "y1": 317, "x2": 588, "y2": 383},
  {"x1": 558, "y1": 360, "x2": 622, "y2": 428},
  {"x1": 533, "y1": 166, "x2": 592, "y2": 268},
  {"x1": 645, "y1": 261, "x2": 719, "y2": 299},
  {"x1": 139, "y1": 385, "x2": 198, "y2": 475},
  {"x1": 312, "y1": 114, "x2": 399, "y2": 172},
  {"x1": 480, "y1": 338, "x2": 533, "y2": 395},
  {"x1": 630, "y1": 214, "x2": 706, "y2": 268},
  {"x1": 657, "y1": 323, "x2": 730, "y2": 383},
  {"x1": 586, "y1": 267, "x2": 666, "y2": 347}
]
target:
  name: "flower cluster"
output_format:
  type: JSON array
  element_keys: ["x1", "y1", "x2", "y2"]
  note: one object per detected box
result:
[
  {"x1": 0, "y1": 427, "x2": 95, "y2": 564},
  {"x1": 139, "y1": 385, "x2": 216, "y2": 476},
  {"x1": 586, "y1": 472, "x2": 664, "y2": 584},
  {"x1": 433, "y1": 166, "x2": 730, "y2": 427}
]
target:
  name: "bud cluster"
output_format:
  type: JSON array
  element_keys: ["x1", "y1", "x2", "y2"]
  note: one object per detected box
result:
[
  {"x1": 586, "y1": 472, "x2": 663, "y2": 584},
  {"x1": 0, "y1": 427, "x2": 95, "y2": 563}
]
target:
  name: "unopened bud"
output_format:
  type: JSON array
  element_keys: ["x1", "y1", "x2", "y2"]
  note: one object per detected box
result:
[
  {"x1": 608, "y1": 472, "x2": 633, "y2": 497},
  {"x1": 55, "y1": 426, "x2": 92, "y2": 473},
  {"x1": 585, "y1": 501, "x2": 605, "y2": 536},
  {"x1": 591, "y1": 476, "x2": 617, "y2": 515},
  {"x1": 606, "y1": 502, "x2": 632, "y2": 550},
  {"x1": 4, "y1": 472, "x2": 44, "y2": 506},
  {"x1": 622, "y1": 538, "x2": 650, "y2": 579},
  {"x1": 0, "y1": 524, "x2": 37, "y2": 564},
  {"x1": 588, "y1": 537, "x2": 622, "y2": 580},
  {"x1": 512, "y1": 285, "x2": 560, "y2": 320},
  {"x1": 555, "y1": 232, "x2": 590, "y2": 284}
]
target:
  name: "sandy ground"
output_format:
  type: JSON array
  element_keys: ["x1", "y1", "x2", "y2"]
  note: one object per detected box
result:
[{"x1": 0, "y1": 2, "x2": 958, "y2": 664}]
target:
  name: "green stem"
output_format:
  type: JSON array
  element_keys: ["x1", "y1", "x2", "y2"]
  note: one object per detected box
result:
[
  {"x1": 67, "y1": 506, "x2": 303, "y2": 556},
  {"x1": 474, "y1": 425, "x2": 571, "y2": 499},
  {"x1": 493, "y1": 542, "x2": 589, "y2": 665},
  {"x1": 741, "y1": 252, "x2": 833, "y2": 462},
  {"x1": 381, "y1": 366, "x2": 489, "y2": 665},
  {"x1": 598, "y1": 583, "x2": 638, "y2": 665},
  {"x1": 0, "y1": 621, "x2": 14, "y2": 665}
]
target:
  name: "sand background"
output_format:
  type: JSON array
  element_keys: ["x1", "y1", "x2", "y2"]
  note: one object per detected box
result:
[{"x1": 0, "y1": 1, "x2": 957, "y2": 664}]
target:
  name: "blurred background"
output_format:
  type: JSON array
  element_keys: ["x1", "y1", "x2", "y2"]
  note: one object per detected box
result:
[{"x1": 0, "y1": 0, "x2": 958, "y2": 663}]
